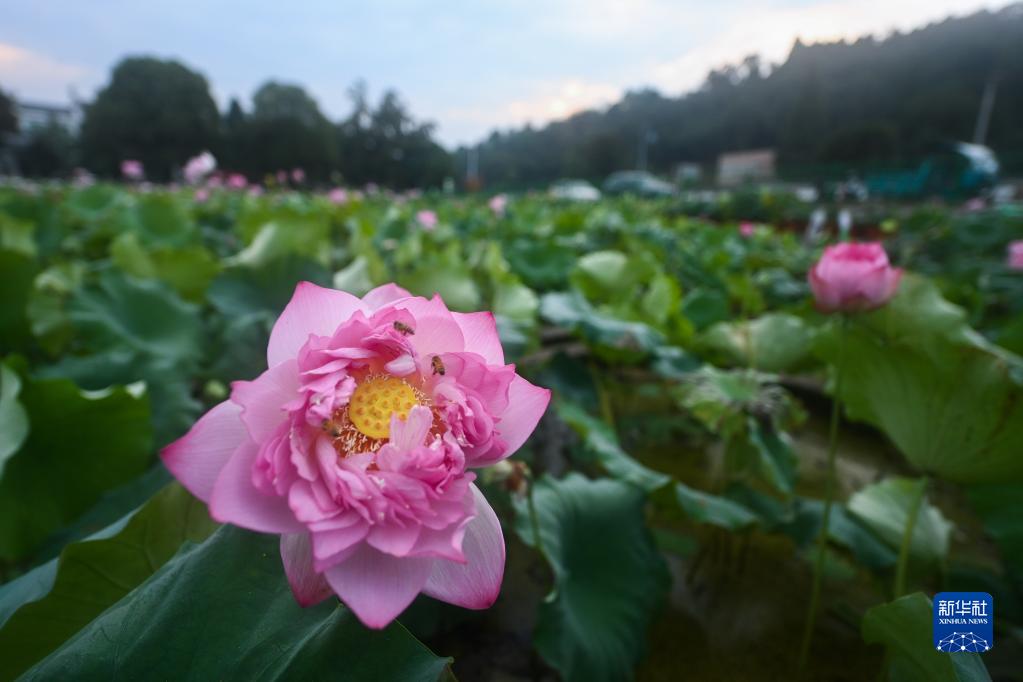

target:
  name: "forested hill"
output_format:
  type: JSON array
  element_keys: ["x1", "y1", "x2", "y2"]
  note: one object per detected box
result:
[{"x1": 459, "y1": 4, "x2": 1023, "y2": 188}]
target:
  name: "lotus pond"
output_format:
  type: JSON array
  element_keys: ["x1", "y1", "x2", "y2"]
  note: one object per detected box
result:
[{"x1": 1, "y1": 184, "x2": 1022, "y2": 681}]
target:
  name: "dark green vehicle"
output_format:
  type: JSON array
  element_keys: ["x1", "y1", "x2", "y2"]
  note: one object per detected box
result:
[{"x1": 865, "y1": 142, "x2": 999, "y2": 200}]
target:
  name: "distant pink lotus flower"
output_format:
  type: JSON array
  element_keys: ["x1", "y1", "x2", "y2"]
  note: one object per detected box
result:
[
  {"x1": 227, "y1": 173, "x2": 248, "y2": 190},
  {"x1": 194, "y1": 188, "x2": 210, "y2": 203},
  {"x1": 248, "y1": 186, "x2": 264, "y2": 198},
  {"x1": 184, "y1": 151, "x2": 217, "y2": 184},
  {"x1": 162, "y1": 283, "x2": 550, "y2": 628},
  {"x1": 206, "y1": 174, "x2": 224, "y2": 189},
  {"x1": 489, "y1": 194, "x2": 508, "y2": 216},
  {"x1": 365, "y1": 183, "x2": 380, "y2": 196},
  {"x1": 809, "y1": 242, "x2": 902, "y2": 313},
  {"x1": 1009, "y1": 241, "x2": 1023, "y2": 271},
  {"x1": 964, "y1": 197, "x2": 986, "y2": 212},
  {"x1": 121, "y1": 159, "x2": 144, "y2": 181},
  {"x1": 328, "y1": 188, "x2": 348, "y2": 205},
  {"x1": 72, "y1": 167, "x2": 95, "y2": 187},
  {"x1": 416, "y1": 210, "x2": 438, "y2": 231},
  {"x1": 739, "y1": 221, "x2": 756, "y2": 238},
  {"x1": 276, "y1": 170, "x2": 288, "y2": 184},
  {"x1": 292, "y1": 168, "x2": 306, "y2": 184}
]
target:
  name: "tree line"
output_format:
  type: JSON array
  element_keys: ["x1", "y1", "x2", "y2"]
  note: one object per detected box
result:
[
  {"x1": 457, "y1": 4, "x2": 1023, "y2": 189},
  {"x1": 1, "y1": 59, "x2": 452, "y2": 187}
]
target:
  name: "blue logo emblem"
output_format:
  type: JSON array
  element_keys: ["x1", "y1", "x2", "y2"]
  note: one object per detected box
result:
[{"x1": 933, "y1": 592, "x2": 993, "y2": 653}]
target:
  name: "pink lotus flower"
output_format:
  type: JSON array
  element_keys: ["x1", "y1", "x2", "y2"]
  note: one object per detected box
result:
[
  {"x1": 248, "y1": 185, "x2": 264, "y2": 198},
  {"x1": 1009, "y1": 241, "x2": 1023, "y2": 271},
  {"x1": 489, "y1": 194, "x2": 508, "y2": 216},
  {"x1": 72, "y1": 168, "x2": 95, "y2": 187},
  {"x1": 194, "y1": 188, "x2": 210, "y2": 203},
  {"x1": 206, "y1": 174, "x2": 224, "y2": 189},
  {"x1": 292, "y1": 168, "x2": 306, "y2": 184},
  {"x1": 162, "y1": 283, "x2": 550, "y2": 628},
  {"x1": 416, "y1": 210, "x2": 438, "y2": 231},
  {"x1": 184, "y1": 151, "x2": 216, "y2": 184},
  {"x1": 227, "y1": 173, "x2": 248, "y2": 190},
  {"x1": 328, "y1": 188, "x2": 349, "y2": 205},
  {"x1": 808, "y1": 242, "x2": 902, "y2": 313},
  {"x1": 276, "y1": 170, "x2": 288, "y2": 184},
  {"x1": 121, "y1": 159, "x2": 144, "y2": 181},
  {"x1": 739, "y1": 221, "x2": 755, "y2": 238}
]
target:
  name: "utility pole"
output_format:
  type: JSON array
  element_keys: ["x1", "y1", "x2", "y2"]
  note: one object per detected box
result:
[
  {"x1": 973, "y1": 73, "x2": 999, "y2": 146},
  {"x1": 637, "y1": 126, "x2": 657, "y2": 171}
]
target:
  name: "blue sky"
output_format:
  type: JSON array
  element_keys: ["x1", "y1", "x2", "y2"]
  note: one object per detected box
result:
[{"x1": 0, "y1": 0, "x2": 1010, "y2": 147}]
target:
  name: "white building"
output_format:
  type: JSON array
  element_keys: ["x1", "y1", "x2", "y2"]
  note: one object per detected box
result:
[{"x1": 14, "y1": 100, "x2": 82, "y2": 134}]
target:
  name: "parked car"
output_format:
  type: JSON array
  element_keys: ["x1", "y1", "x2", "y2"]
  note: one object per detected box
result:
[
  {"x1": 603, "y1": 170, "x2": 675, "y2": 197},
  {"x1": 550, "y1": 179, "x2": 601, "y2": 202}
]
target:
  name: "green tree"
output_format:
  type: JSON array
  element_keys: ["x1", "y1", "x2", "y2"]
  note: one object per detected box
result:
[
  {"x1": 0, "y1": 87, "x2": 16, "y2": 138},
  {"x1": 80, "y1": 57, "x2": 220, "y2": 181},
  {"x1": 235, "y1": 81, "x2": 337, "y2": 182},
  {"x1": 336, "y1": 84, "x2": 451, "y2": 189},
  {"x1": 16, "y1": 122, "x2": 76, "y2": 177}
]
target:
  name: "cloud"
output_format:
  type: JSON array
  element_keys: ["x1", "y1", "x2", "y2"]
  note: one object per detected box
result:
[
  {"x1": 438, "y1": 78, "x2": 622, "y2": 145},
  {"x1": 646, "y1": 0, "x2": 1010, "y2": 94},
  {"x1": 0, "y1": 42, "x2": 93, "y2": 101}
]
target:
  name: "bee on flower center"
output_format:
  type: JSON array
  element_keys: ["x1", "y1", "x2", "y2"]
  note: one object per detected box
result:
[{"x1": 321, "y1": 418, "x2": 344, "y2": 439}]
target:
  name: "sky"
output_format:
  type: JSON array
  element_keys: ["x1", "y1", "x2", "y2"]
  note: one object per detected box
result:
[{"x1": 0, "y1": 0, "x2": 1014, "y2": 147}]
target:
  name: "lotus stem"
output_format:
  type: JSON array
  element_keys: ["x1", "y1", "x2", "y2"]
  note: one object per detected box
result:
[
  {"x1": 894, "y1": 477, "x2": 928, "y2": 598},
  {"x1": 797, "y1": 316, "x2": 846, "y2": 675}
]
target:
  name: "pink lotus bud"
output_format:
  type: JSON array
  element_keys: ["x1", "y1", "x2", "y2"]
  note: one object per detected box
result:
[
  {"x1": 292, "y1": 168, "x2": 306, "y2": 184},
  {"x1": 489, "y1": 194, "x2": 508, "y2": 216},
  {"x1": 194, "y1": 188, "x2": 210, "y2": 203},
  {"x1": 227, "y1": 173, "x2": 247, "y2": 190},
  {"x1": 120, "y1": 159, "x2": 144, "y2": 181},
  {"x1": 161, "y1": 284, "x2": 550, "y2": 629},
  {"x1": 739, "y1": 221, "x2": 755, "y2": 238},
  {"x1": 248, "y1": 185, "x2": 264, "y2": 197},
  {"x1": 808, "y1": 242, "x2": 902, "y2": 313},
  {"x1": 416, "y1": 209, "x2": 438, "y2": 230},
  {"x1": 1009, "y1": 241, "x2": 1023, "y2": 271},
  {"x1": 184, "y1": 151, "x2": 216, "y2": 184},
  {"x1": 276, "y1": 170, "x2": 288, "y2": 184}
]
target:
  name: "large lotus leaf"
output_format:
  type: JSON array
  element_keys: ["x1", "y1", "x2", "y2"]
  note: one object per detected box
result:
[
  {"x1": 555, "y1": 401, "x2": 670, "y2": 492},
  {"x1": 816, "y1": 276, "x2": 1023, "y2": 483},
  {"x1": 333, "y1": 255, "x2": 378, "y2": 297},
  {"x1": 130, "y1": 193, "x2": 197, "y2": 247},
  {"x1": 571, "y1": 250, "x2": 634, "y2": 298},
  {"x1": 21, "y1": 525, "x2": 449, "y2": 681},
  {"x1": 401, "y1": 265, "x2": 481, "y2": 312},
  {"x1": 515, "y1": 474, "x2": 669, "y2": 682},
  {"x1": 862, "y1": 593, "x2": 990, "y2": 682},
  {"x1": 68, "y1": 269, "x2": 202, "y2": 363},
  {"x1": 0, "y1": 364, "x2": 28, "y2": 478},
  {"x1": 701, "y1": 312, "x2": 813, "y2": 372},
  {"x1": 0, "y1": 483, "x2": 217, "y2": 679},
  {"x1": 228, "y1": 214, "x2": 331, "y2": 267},
  {"x1": 0, "y1": 249, "x2": 39, "y2": 354},
  {"x1": 110, "y1": 232, "x2": 220, "y2": 302},
  {"x1": 540, "y1": 291, "x2": 665, "y2": 360},
  {"x1": 966, "y1": 482, "x2": 1023, "y2": 575},
  {"x1": 0, "y1": 370, "x2": 152, "y2": 562},
  {"x1": 847, "y1": 477, "x2": 952, "y2": 565},
  {"x1": 672, "y1": 481, "x2": 758, "y2": 530},
  {"x1": 207, "y1": 257, "x2": 332, "y2": 382}
]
